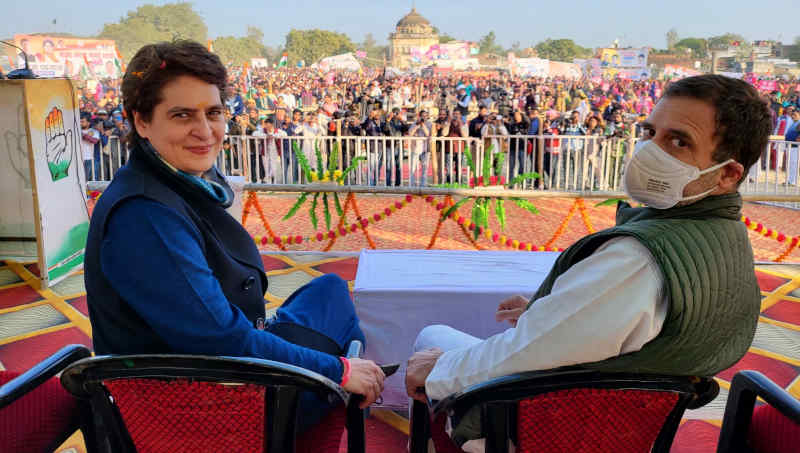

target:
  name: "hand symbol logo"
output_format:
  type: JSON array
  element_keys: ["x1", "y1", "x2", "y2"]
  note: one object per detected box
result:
[{"x1": 45, "y1": 107, "x2": 74, "y2": 182}]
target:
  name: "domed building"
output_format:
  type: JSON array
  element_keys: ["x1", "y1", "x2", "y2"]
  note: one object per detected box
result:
[{"x1": 389, "y1": 8, "x2": 438, "y2": 69}]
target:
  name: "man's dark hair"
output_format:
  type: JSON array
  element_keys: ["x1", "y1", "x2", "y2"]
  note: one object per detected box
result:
[
  {"x1": 664, "y1": 75, "x2": 772, "y2": 182},
  {"x1": 121, "y1": 40, "x2": 227, "y2": 143}
]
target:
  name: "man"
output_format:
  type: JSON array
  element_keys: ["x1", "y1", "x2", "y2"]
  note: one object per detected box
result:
[
  {"x1": 252, "y1": 118, "x2": 287, "y2": 183},
  {"x1": 408, "y1": 110, "x2": 432, "y2": 186},
  {"x1": 455, "y1": 85, "x2": 470, "y2": 123},
  {"x1": 480, "y1": 113, "x2": 509, "y2": 174},
  {"x1": 384, "y1": 108, "x2": 408, "y2": 186},
  {"x1": 272, "y1": 108, "x2": 294, "y2": 183},
  {"x1": 362, "y1": 108, "x2": 386, "y2": 185},
  {"x1": 406, "y1": 75, "x2": 771, "y2": 451},
  {"x1": 80, "y1": 113, "x2": 100, "y2": 181},
  {"x1": 468, "y1": 105, "x2": 489, "y2": 139}
]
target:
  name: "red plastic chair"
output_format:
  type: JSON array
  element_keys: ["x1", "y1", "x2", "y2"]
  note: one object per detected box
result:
[
  {"x1": 61, "y1": 341, "x2": 366, "y2": 453},
  {"x1": 410, "y1": 369, "x2": 719, "y2": 453},
  {"x1": 0, "y1": 344, "x2": 92, "y2": 453},
  {"x1": 717, "y1": 370, "x2": 800, "y2": 453}
]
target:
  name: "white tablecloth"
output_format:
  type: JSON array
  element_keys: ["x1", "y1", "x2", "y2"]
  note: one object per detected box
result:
[{"x1": 353, "y1": 249, "x2": 560, "y2": 408}]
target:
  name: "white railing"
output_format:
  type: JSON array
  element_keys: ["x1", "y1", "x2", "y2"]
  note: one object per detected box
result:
[{"x1": 88, "y1": 136, "x2": 800, "y2": 206}]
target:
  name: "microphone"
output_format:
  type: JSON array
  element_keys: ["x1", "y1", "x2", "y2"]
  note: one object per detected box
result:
[{"x1": 0, "y1": 40, "x2": 36, "y2": 79}]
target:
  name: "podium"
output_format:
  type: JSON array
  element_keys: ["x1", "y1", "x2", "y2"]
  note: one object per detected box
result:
[{"x1": 0, "y1": 79, "x2": 89, "y2": 288}]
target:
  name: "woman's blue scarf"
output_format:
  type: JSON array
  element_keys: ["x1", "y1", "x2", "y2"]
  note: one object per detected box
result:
[{"x1": 138, "y1": 139, "x2": 233, "y2": 207}]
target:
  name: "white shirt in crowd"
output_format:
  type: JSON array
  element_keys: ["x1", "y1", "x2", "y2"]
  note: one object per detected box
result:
[
  {"x1": 252, "y1": 127, "x2": 287, "y2": 183},
  {"x1": 422, "y1": 236, "x2": 667, "y2": 401},
  {"x1": 81, "y1": 128, "x2": 99, "y2": 161}
]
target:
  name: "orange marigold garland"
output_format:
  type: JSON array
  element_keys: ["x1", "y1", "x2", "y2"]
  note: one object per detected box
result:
[
  {"x1": 741, "y1": 215, "x2": 800, "y2": 262},
  {"x1": 577, "y1": 198, "x2": 595, "y2": 234},
  {"x1": 245, "y1": 191, "x2": 287, "y2": 251},
  {"x1": 544, "y1": 199, "x2": 579, "y2": 249}
]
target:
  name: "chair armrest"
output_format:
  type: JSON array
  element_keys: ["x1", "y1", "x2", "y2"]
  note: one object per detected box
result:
[
  {"x1": 717, "y1": 370, "x2": 800, "y2": 453},
  {"x1": 346, "y1": 340, "x2": 363, "y2": 359},
  {"x1": 0, "y1": 344, "x2": 91, "y2": 409},
  {"x1": 431, "y1": 369, "x2": 708, "y2": 419},
  {"x1": 344, "y1": 340, "x2": 365, "y2": 453}
]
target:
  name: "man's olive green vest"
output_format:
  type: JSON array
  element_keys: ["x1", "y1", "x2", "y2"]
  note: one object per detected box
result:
[{"x1": 529, "y1": 192, "x2": 760, "y2": 376}]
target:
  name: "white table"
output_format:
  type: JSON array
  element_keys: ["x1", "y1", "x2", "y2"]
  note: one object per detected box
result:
[{"x1": 353, "y1": 249, "x2": 560, "y2": 408}]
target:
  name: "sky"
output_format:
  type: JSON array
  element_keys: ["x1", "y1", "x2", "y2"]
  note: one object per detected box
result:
[{"x1": 3, "y1": 0, "x2": 798, "y2": 50}]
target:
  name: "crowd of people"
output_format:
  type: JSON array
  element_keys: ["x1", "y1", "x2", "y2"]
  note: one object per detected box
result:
[{"x1": 76, "y1": 67, "x2": 800, "y2": 184}]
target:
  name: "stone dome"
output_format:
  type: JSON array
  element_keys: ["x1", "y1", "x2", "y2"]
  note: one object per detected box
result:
[{"x1": 396, "y1": 8, "x2": 431, "y2": 28}]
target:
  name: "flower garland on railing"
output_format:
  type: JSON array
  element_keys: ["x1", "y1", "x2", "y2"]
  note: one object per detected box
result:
[{"x1": 741, "y1": 215, "x2": 800, "y2": 262}]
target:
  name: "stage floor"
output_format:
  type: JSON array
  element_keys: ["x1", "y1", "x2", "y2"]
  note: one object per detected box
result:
[{"x1": 1, "y1": 253, "x2": 799, "y2": 452}]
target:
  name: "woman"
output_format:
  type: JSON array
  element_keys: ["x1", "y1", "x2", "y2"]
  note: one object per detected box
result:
[{"x1": 84, "y1": 41, "x2": 384, "y2": 432}]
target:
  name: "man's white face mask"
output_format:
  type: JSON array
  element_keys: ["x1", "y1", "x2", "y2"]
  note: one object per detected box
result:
[{"x1": 623, "y1": 139, "x2": 733, "y2": 210}]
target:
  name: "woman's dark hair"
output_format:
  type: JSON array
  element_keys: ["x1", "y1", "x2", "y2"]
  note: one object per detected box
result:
[
  {"x1": 121, "y1": 40, "x2": 227, "y2": 143},
  {"x1": 663, "y1": 75, "x2": 772, "y2": 183}
]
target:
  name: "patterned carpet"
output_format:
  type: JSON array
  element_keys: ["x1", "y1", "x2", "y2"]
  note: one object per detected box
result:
[{"x1": 1, "y1": 250, "x2": 799, "y2": 452}]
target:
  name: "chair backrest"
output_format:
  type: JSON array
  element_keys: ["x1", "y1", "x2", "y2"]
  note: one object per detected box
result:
[
  {"x1": 415, "y1": 370, "x2": 719, "y2": 453},
  {"x1": 61, "y1": 354, "x2": 350, "y2": 453},
  {"x1": 717, "y1": 370, "x2": 800, "y2": 453},
  {"x1": 515, "y1": 387, "x2": 679, "y2": 453}
]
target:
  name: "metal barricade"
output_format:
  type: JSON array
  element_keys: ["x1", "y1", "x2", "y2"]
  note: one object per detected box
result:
[{"x1": 87, "y1": 134, "x2": 800, "y2": 209}]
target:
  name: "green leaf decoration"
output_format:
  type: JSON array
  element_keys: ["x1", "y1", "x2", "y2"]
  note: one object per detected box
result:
[
  {"x1": 333, "y1": 192, "x2": 343, "y2": 216},
  {"x1": 482, "y1": 144, "x2": 493, "y2": 183},
  {"x1": 310, "y1": 193, "x2": 319, "y2": 230},
  {"x1": 315, "y1": 141, "x2": 324, "y2": 174},
  {"x1": 595, "y1": 198, "x2": 626, "y2": 207},
  {"x1": 494, "y1": 151, "x2": 506, "y2": 177},
  {"x1": 508, "y1": 172, "x2": 540, "y2": 187},
  {"x1": 339, "y1": 156, "x2": 367, "y2": 182},
  {"x1": 510, "y1": 197, "x2": 540, "y2": 215},
  {"x1": 292, "y1": 141, "x2": 313, "y2": 179},
  {"x1": 495, "y1": 198, "x2": 506, "y2": 230},
  {"x1": 471, "y1": 201, "x2": 482, "y2": 239},
  {"x1": 479, "y1": 198, "x2": 490, "y2": 228},
  {"x1": 283, "y1": 192, "x2": 309, "y2": 220},
  {"x1": 441, "y1": 196, "x2": 472, "y2": 220},
  {"x1": 328, "y1": 141, "x2": 339, "y2": 173},
  {"x1": 323, "y1": 193, "x2": 331, "y2": 230},
  {"x1": 463, "y1": 144, "x2": 476, "y2": 174}
]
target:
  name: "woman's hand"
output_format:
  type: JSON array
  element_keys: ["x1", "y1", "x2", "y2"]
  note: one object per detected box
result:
[
  {"x1": 495, "y1": 295, "x2": 528, "y2": 327},
  {"x1": 342, "y1": 358, "x2": 386, "y2": 409}
]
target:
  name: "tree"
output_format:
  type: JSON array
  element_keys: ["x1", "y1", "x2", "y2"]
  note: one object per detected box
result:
[
  {"x1": 707, "y1": 33, "x2": 747, "y2": 49},
  {"x1": 359, "y1": 33, "x2": 389, "y2": 67},
  {"x1": 246, "y1": 26, "x2": 264, "y2": 44},
  {"x1": 666, "y1": 28, "x2": 679, "y2": 51},
  {"x1": 675, "y1": 37, "x2": 708, "y2": 58},
  {"x1": 284, "y1": 29, "x2": 355, "y2": 66},
  {"x1": 98, "y1": 2, "x2": 208, "y2": 60},
  {"x1": 479, "y1": 31, "x2": 504, "y2": 55},
  {"x1": 533, "y1": 39, "x2": 592, "y2": 62},
  {"x1": 788, "y1": 36, "x2": 800, "y2": 62},
  {"x1": 439, "y1": 34, "x2": 455, "y2": 44}
]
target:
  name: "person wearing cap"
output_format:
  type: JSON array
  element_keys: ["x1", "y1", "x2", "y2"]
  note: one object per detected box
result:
[{"x1": 456, "y1": 83, "x2": 471, "y2": 124}]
